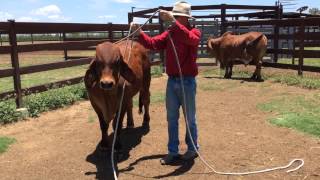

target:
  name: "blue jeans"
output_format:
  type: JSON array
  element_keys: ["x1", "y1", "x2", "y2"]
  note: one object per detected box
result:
[{"x1": 166, "y1": 76, "x2": 199, "y2": 155}]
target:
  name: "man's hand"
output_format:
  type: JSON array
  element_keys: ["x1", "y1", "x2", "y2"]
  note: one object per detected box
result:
[
  {"x1": 130, "y1": 22, "x2": 141, "y2": 36},
  {"x1": 159, "y1": 10, "x2": 175, "y2": 23}
]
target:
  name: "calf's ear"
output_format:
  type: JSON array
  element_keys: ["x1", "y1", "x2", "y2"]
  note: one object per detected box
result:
[
  {"x1": 119, "y1": 56, "x2": 136, "y2": 84},
  {"x1": 84, "y1": 59, "x2": 98, "y2": 88}
]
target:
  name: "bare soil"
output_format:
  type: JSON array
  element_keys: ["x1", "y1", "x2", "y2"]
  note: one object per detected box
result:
[{"x1": 1, "y1": 73, "x2": 320, "y2": 180}]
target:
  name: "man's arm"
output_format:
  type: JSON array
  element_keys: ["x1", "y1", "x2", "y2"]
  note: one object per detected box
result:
[
  {"x1": 138, "y1": 31, "x2": 168, "y2": 51},
  {"x1": 170, "y1": 21, "x2": 201, "y2": 46}
]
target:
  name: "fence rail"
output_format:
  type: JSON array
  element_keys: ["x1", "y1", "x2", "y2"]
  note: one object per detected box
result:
[{"x1": 1, "y1": 4, "x2": 320, "y2": 109}]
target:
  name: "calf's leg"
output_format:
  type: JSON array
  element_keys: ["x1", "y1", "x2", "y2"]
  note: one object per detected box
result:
[
  {"x1": 227, "y1": 61, "x2": 233, "y2": 79},
  {"x1": 91, "y1": 104, "x2": 109, "y2": 151},
  {"x1": 112, "y1": 105, "x2": 127, "y2": 151},
  {"x1": 251, "y1": 58, "x2": 263, "y2": 81},
  {"x1": 126, "y1": 98, "x2": 134, "y2": 128}
]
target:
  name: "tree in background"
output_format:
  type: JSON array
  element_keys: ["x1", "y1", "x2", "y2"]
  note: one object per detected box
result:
[{"x1": 309, "y1": 8, "x2": 320, "y2": 15}]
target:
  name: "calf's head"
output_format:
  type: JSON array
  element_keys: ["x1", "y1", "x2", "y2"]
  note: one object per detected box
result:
[
  {"x1": 84, "y1": 42, "x2": 135, "y2": 90},
  {"x1": 207, "y1": 37, "x2": 220, "y2": 58}
]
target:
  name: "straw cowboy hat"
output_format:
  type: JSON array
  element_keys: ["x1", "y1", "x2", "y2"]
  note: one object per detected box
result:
[{"x1": 171, "y1": 1, "x2": 194, "y2": 19}]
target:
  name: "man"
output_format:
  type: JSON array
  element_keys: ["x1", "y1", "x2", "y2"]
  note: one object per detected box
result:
[{"x1": 132, "y1": 1, "x2": 201, "y2": 165}]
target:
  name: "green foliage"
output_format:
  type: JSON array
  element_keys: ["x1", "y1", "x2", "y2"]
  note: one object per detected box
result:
[
  {"x1": 257, "y1": 95, "x2": 320, "y2": 137},
  {"x1": 0, "y1": 100, "x2": 20, "y2": 124},
  {"x1": 0, "y1": 137, "x2": 16, "y2": 154},
  {"x1": 24, "y1": 84, "x2": 87, "y2": 117},
  {"x1": 0, "y1": 83, "x2": 87, "y2": 123}
]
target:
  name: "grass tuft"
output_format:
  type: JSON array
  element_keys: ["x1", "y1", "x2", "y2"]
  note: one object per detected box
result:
[
  {"x1": 0, "y1": 137, "x2": 16, "y2": 154},
  {"x1": 151, "y1": 65, "x2": 163, "y2": 78}
]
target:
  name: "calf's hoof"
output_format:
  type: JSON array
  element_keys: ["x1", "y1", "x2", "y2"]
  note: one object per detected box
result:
[{"x1": 255, "y1": 77, "x2": 264, "y2": 82}]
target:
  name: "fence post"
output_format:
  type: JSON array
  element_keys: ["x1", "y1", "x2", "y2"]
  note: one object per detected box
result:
[
  {"x1": 220, "y1": 4, "x2": 226, "y2": 35},
  {"x1": 8, "y1": 20, "x2": 23, "y2": 108},
  {"x1": 128, "y1": 12, "x2": 133, "y2": 24},
  {"x1": 149, "y1": 18, "x2": 155, "y2": 62},
  {"x1": 298, "y1": 20, "x2": 305, "y2": 76},
  {"x1": 159, "y1": 6, "x2": 165, "y2": 73},
  {"x1": 63, "y1": 32, "x2": 68, "y2": 60},
  {"x1": 235, "y1": 16, "x2": 239, "y2": 34},
  {"x1": 292, "y1": 27, "x2": 296, "y2": 64},
  {"x1": 273, "y1": 5, "x2": 281, "y2": 63},
  {"x1": 108, "y1": 23, "x2": 113, "y2": 42},
  {"x1": 31, "y1": 33, "x2": 34, "y2": 44}
]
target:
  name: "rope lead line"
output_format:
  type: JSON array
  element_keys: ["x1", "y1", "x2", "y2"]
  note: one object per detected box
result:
[
  {"x1": 168, "y1": 33, "x2": 304, "y2": 175},
  {"x1": 110, "y1": 9, "x2": 304, "y2": 180},
  {"x1": 111, "y1": 22, "x2": 136, "y2": 180}
]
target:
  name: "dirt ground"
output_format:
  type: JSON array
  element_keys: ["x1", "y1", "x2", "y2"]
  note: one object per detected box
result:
[{"x1": 1, "y1": 72, "x2": 320, "y2": 180}]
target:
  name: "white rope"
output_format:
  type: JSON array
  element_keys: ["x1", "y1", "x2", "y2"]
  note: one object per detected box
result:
[
  {"x1": 111, "y1": 23, "x2": 136, "y2": 180},
  {"x1": 114, "y1": 9, "x2": 161, "y2": 44},
  {"x1": 168, "y1": 33, "x2": 304, "y2": 176},
  {"x1": 110, "y1": 8, "x2": 304, "y2": 179},
  {"x1": 111, "y1": 9, "x2": 160, "y2": 180}
]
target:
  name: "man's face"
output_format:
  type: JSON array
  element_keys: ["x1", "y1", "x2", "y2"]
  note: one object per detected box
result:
[{"x1": 174, "y1": 16, "x2": 189, "y2": 26}]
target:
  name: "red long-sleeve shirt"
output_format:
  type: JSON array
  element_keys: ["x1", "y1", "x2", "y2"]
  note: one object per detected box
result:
[{"x1": 138, "y1": 21, "x2": 201, "y2": 77}]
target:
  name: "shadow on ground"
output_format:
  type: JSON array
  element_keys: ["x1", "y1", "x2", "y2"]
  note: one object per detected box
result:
[
  {"x1": 204, "y1": 76, "x2": 264, "y2": 83},
  {"x1": 85, "y1": 126, "x2": 149, "y2": 180},
  {"x1": 119, "y1": 154, "x2": 195, "y2": 179}
]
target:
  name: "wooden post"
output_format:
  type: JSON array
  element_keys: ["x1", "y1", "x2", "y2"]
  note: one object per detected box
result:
[
  {"x1": 292, "y1": 27, "x2": 296, "y2": 65},
  {"x1": 220, "y1": 4, "x2": 226, "y2": 35},
  {"x1": 273, "y1": 5, "x2": 281, "y2": 63},
  {"x1": 8, "y1": 20, "x2": 22, "y2": 108},
  {"x1": 31, "y1": 33, "x2": 34, "y2": 44},
  {"x1": 128, "y1": 12, "x2": 133, "y2": 24},
  {"x1": 62, "y1": 32, "x2": 68, "y2": 60},
  {"x1": 298, "y1": 21, "x2": 305, "y2": 76},
  {"x1": 235, "y1": 16, "x2": 239, "y2": 34},
  {"x1": 0, "y1": 33, "x2": 2, "y2": 46},
  {"x1": 149, "y1": 18, "x2": 155, "y2": 62},
  {"x1": 108, "y1": 23, "x2": 113, "y2": 42},
  {"x1": 159, "y1": 6, "x2": 165, "y2": 73}
]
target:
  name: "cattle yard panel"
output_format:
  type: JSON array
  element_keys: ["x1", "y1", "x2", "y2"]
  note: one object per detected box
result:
[
  {"x1": 224, "y1": 17, "x2": 320, "y2": 75},
  {"x1": 0, "y1": 20, "x2": 160, "y2": 108},
  {"x1": 129, "y1": 4, "x2": 281, "y2": 65},
  {"x1": 1, "y1": 4, "x2": 320, "y2": 108}
]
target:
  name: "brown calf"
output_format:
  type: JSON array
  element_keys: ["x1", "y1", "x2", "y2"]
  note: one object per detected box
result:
[
  {"x1": 207, "y1": 31, "x2": 268, "y2": 81},
  {"x1": 84, "y1": 40, "x2": 151, "y2": 151}
]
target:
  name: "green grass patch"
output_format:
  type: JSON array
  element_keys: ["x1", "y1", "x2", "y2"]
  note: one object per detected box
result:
[
  {"x1": 200, "y1": 67, "x2": 320, "y2": 90},
  {"x1": 0, "y1": 137, "x2": 16, "y2": 154},
  {"x1": 0, "y1": 65, "x2": 88, "y2": 93},
  {"x1": 278, "y1": 58, "x2": 320, "y2": 67},
  {"x1": 257, "y1": 95, "x2": 320, "y2": 137},
  {"x1": 151, "y1": 65, "x2": 163, "y2": 78},
  {"x1": 199, "y1": 80, "x2": 238, "y2": 91},
  {"x1": 88, "y1": 111, "x2": 96, "y2": 123},
  {"x1": 133, "y1": 92, "x2": 165, "y2": 107}
]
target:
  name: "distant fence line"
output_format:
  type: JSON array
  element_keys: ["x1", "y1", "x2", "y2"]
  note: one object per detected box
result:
[{"x1": 0, "y1": 3, "x2": 320, "y2": 109}]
